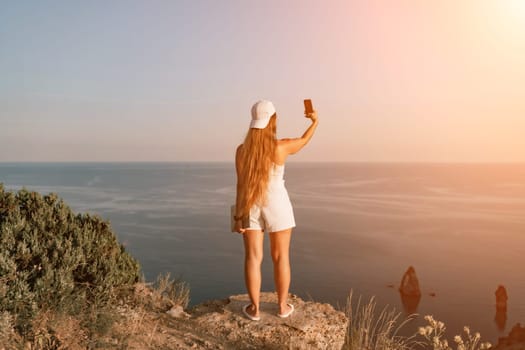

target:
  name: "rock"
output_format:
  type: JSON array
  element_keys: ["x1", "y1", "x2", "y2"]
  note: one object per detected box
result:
[
  {"x1": 495, "y1": 308, "x2": 507, "y2": 332},
  {"x1": 400, "y1": 293, "x2": 421, "y2": 315},
  {"x1": 495, "y1": 285, "x2": 509, "y2": 332},
  {"x1": 185, "y1": 291, "x2": 347, "y2": 349},
  {"x1": 496, "y1": 285, "x2": 508, "y2": 309},
  {"x1": 492, "y1": 323, "x2": 525, "y2": 350},
  {"x1": 167, "y1": 305, "x2": 190, "y2": 318},
  {"x1": 399, "y1": 266, "x2": 421, "y2": 297},
  {"x1": 507, "y1": 323, "x2": 525, "y2": 343},
  {"x1": 398, "y1": 266, "x2": 421, "y2": 314}
]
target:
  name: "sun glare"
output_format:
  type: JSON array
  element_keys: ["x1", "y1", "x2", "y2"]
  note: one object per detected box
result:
[{"x1": 505, "y1": 0, "x2": 525, "y2": 19}]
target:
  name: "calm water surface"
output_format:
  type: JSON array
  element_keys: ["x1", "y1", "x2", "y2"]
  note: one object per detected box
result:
[{"x1": 1, "y1": 162, "x2": 524, "y2": 343}]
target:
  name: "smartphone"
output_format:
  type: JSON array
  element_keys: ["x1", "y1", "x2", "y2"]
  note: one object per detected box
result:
[{"x1": 304, "y1": 99, "x2": 314, "y2": 114}]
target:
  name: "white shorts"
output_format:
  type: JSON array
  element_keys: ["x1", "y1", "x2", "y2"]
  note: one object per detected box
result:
[{"x1": 245, "y1": 179, "x2": 296, "y2": 232}]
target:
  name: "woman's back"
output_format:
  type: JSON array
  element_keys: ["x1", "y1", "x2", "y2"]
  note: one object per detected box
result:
[
  {"x1": 269, "y1": 162, "x2": 285, "y2": 182},
  {"x1": 234, "y1": 106, "x2": 318, "y2": 232}
]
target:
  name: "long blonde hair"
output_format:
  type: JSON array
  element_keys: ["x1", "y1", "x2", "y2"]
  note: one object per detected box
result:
[{"x1": 238, "y1": 114, "x2": 277, "y2": 218}]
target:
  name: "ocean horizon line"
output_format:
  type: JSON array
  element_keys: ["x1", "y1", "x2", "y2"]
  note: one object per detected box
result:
[{"x1": 1, "y1": 160, "x2": 525, "y2": 165}]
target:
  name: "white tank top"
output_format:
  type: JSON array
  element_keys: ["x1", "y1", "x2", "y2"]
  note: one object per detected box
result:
[{"x1": 269, "y1": 163, "x2": 285, "y2": 181}]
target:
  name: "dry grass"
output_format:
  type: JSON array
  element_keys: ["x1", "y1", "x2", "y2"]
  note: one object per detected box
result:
[
  {"x1": 344, "y1": 290, "x2": 493, "y2": 350},
  {"x1": 0, "y1": 274, "x2": 191, "y2": 350},
  {"x1": 344, "y1": 290, "x2": 420, "y2": 350},
  {"x1": 152, "y1": 272, "x2": 190, "y2": 309},
  {"x1": 0, "y1": 311, "x2": 23, "y2": 349},
  {"x1": 29, "y1": 310, "x2": 87, "y2": 350}
]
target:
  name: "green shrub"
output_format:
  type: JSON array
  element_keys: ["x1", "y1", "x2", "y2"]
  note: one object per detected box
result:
[{"x1": 0, "y1": 183, "x2": 140, "y2": 336}]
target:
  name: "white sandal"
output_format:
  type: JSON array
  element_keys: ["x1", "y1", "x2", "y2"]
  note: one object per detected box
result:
[
  {"x1": 242, "y1": 304, "x2": 261, "y2": 321},
  {"x1": 277, "y1": 303, "x2": 294, "y2": 318}
]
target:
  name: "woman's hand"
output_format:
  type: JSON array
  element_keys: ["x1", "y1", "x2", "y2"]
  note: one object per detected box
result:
[
  {"x1": 305, "y1": 109, "x2": 318, "y2": 123},
  {"x1": 234, "y1": 219, "x2": 246, "y2": 234}
]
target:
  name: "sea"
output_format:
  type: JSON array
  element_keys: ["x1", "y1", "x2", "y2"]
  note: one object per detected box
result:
[{"x1": 1, "y1": 162, "x2": 524, "y2": 344}]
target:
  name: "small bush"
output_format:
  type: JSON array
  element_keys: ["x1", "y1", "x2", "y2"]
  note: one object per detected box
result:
[
  {"x1": 153, "y1": 272, "x2": 190, "y2": 309},
  {"x1": 0, "y1": 184, "x2": 140, "y2": 339},
  {"x1": 418, "y1": 315, "x2": 492, "y2": 350}
]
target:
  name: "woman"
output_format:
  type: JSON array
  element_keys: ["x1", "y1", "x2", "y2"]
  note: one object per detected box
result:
[{"x1": 233, "y1": 99, "x2": 318, "y2": 321}]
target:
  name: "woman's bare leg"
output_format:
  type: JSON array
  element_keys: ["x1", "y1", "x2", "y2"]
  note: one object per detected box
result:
[
  {"x1": 269, "y1": 228, "x2": 293, "y2": 315},
  {"x1": 243, "y1": 229, "x2": 264, "y2": 318}
]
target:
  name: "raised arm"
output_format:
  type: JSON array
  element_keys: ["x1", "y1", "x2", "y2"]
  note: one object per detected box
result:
[{"x1": 280, "y1": 110, "x2": 319, "y2": 155}]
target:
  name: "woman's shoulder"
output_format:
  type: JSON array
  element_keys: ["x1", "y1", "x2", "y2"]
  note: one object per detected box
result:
[
  {"x1": 276, "y1": 138, "x2": 294, "y2": 147},
  {"x1": 275, "y1": 139, "x2": 291, "y2": 164},
  {"x1": 276, "y1": 138, "x2": 298, "y2": 152}
]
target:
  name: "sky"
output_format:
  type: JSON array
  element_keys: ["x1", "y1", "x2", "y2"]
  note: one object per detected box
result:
[{"x1": 1, "y1": 0, "x2": 524, "y2": 162}]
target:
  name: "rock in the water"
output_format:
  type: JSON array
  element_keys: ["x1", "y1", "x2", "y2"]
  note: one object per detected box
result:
[
  {"x1": 400, "y1": 293, "x2": 421, "y2": 315},
  {"x1": 399, "y1": 266, "x2": 421, "y2": 297},
  {"x1": 496, "y1": 285, "x2": 508, "y2": 309},
  {"x1": 495, "y1": 285, "x2": 509, "y2": 332},
  {"x1": 492, "y1": 323, "x2": 525, "y2": 350}
]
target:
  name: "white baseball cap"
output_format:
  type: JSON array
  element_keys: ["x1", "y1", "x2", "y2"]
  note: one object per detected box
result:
[{"x1": 250, "y1": 100, "x2": 276, "y2": 129}]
